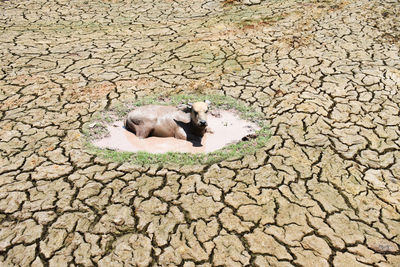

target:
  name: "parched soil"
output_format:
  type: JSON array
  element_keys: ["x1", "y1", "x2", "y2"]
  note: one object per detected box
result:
[{"x1": 0, "y1": 0, "x2": 400, "y2": 266}]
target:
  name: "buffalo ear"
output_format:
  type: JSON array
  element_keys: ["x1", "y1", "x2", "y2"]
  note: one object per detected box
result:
[{"x1": 177, "y1": 103, "x2": 192, "y2": 113}]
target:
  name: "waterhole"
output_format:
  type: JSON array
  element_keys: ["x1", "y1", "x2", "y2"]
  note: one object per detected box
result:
[{"x1": 93, "y1": 109, "x2": 259, "y2": 154}]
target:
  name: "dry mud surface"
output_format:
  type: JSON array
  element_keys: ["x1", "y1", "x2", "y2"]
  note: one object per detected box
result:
[{"x1": 0, "y1": 0, "x2": 400, "y2": 266}]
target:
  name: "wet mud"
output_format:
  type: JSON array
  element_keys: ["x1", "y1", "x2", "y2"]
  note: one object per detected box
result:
[{"x1": 93, "y1": 110, "x2": 259, "y2": 153}]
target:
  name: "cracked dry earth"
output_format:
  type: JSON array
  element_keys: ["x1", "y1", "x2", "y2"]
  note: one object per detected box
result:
[{"x1": 1, "y1": 0, "x2": 400, "y2": 266}]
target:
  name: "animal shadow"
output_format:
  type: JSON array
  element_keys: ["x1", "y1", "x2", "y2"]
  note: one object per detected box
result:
[{"x1": 174, "y1": 120, "x2": 204, "y2": 147}]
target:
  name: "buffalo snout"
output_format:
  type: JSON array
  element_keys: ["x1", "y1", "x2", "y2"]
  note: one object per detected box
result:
[{"x1": 199, "y1": 120, "x2": 207, "y2": 126}]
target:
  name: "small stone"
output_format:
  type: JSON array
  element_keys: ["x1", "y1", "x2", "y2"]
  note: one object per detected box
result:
[
  {"x1": 242, "y1": 0, "x2": 261, "y2": 6},
  {"x1": 113, "y1": 218, "x2": 125, "y2": 226}
]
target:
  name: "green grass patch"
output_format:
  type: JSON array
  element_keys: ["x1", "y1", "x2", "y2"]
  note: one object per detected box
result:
[{"x1": 83, "y1": 94, "x2": 270, "y2": 166}]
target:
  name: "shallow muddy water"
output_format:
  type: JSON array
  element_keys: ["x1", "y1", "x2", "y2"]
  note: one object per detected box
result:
[{"x1": 93, "y1": 110, "x2": 260, "y2": 154}]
